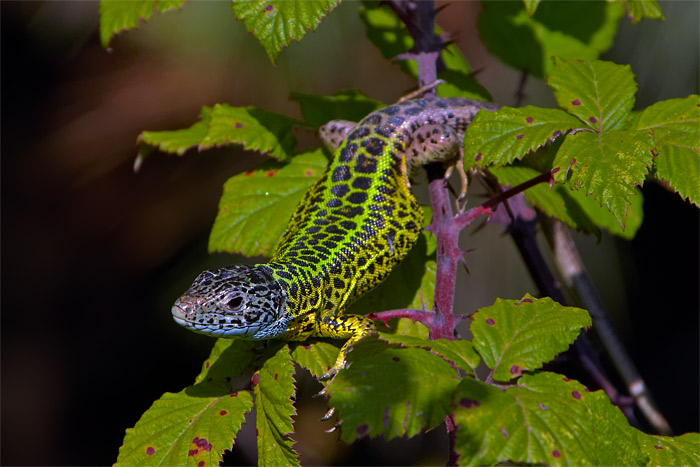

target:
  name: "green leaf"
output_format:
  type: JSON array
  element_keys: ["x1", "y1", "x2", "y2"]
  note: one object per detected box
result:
[
  {"x1": 523, "y1": 0, "x2": 541, "y2": 16},
  {"x1": 436, "y1": 43, "x2": 493, "y2": 100},
  {"x1": 548, "y1": 58, "x2": 637, "y2": 131},
  {"x1": 193, "y1": 339, "x2": 258, "y2": 386},
  {"x1": 116, "y1": 389, "x2": 253, "y2": 467},
  {"x1": 327, "y1": 335, "x2": 460, "y2": 443},
  {"x1": 379, "y1": 334, "x2": 481, "y2": 375},
  {"x1": 553, "y1": 130, "x2": 652, "y2": 228},
  {"x1": 289, "y1": 89, "x2": 384, "y2": 129},
  {"x1": 99, "y1": 0, "x2": 185, "y2": 47},
  {"x1": 454, "y1": 372, "x2": 647, "y2": 466},
  {"x1": 635, "y1": 95, "x2": 700, "y2": 206},
  {"x1": 137, "y1": 104, "x2": 300, "y2": 169},
  {"x1": 290, "y1": 340, "x2": 341, "y2": 379},
  {"x1": 200, "y1": 104, "x2": 300, "y2": 161},
  {"x1": 478, "y1": 1, "x2": 624, "y2": 78},
  {"x1": 618, "y1": 0, "x2": 664, "y2": 23},
  {"x1": 254, "y1": 344, "x2": 299, "y2": 467},
  {"x1": 470, "y1": 294, "x2": 590, "y2": 381},
  {"x1": 139, "y1": 106, "x2": 212, "y2": 158},
  {"x1": 492, "y1": 163, "x2": 644, "y2": 239},
  {"x1": 637, "y1": 431, "x2": 700, "y2": 466},
  {"x1": 231, "y1": 0, "x2": 340, "y2": 63},
  {"x1": 358, "y1": 3, "x2": 416, "y2": 76},
  {"x1": 117, "y1": 340, "x2": 257, "y2": 467},
  {"x1": 208, "y1": 149, "x2": 327, "y2": 257},
  {"x1": 463, "y1": 106, "x2": 582, "y2": 168}
]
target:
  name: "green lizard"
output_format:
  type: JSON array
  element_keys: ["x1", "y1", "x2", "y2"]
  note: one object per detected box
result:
[{"x1": 172, "y1": 92, "x2": 497, "y2": 377}]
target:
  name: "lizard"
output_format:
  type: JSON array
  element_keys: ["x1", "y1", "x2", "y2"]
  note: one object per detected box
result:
[{"x1": 171, "y1": 90, "x2": 497, "y2": 378}]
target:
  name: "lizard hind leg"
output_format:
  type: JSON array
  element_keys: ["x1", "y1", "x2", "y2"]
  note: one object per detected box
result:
[{"x1": 406, "y1": 123, "x2": 467, "y2": 201}]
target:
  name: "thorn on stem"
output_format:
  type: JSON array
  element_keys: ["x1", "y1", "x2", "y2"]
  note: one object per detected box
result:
[{"x1": 320, "y1": 406, "x2": 336, "y2": 421}]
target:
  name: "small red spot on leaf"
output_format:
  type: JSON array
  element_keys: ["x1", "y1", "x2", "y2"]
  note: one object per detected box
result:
[
  {"x1": 459, "y1": 398, "x2": 481, "y2": 409},
  {"x1": 526, "y1": 117, "x2": 534, "y2": 123},
  {"x1": 205, "y1": 362, "x2": 210, "y2": 369},
  {"x1": 475, "y1": 152, "x2": 482, "y2": 161},
  {"x1": 356, "y1": 424, "x2": 369, "y2": 437},
  {"x1": 220, "y1": 410, "x2": 227, "y2": 416},
  {"x1": 303, "y1": 344, "x2": 311, "y2": 350},
  {"x1": 552, "y1": 449, "x2": 561, "y2": 458},
  {"x1": 392, "y1": 356, "x2": 400, "y2": 362},
  {"x1": 654, "y1": 445, "x2": 663, "y2": 450},
  {"x1": 516, "y1": 134, "x2": 523, "y2": 140},
  {"x1": 588, "y1": 116, "x2": 597, "y2": 124},
  {"x1": 194, "y1": 437, "x2": 211, "y2": 450},
  {"x1": 251, "y1": 374, "x2": 260, "y2": 386},
  {"x1": 486, "y1": 318, "x2": 495, "y2": 325},
  {"x1": 510, "y1": 365, "x2": 521, "y2": 375},
  {"x1": 571, "y1": 99, "x2": 582, "y2": 106},
  {"x1": 146, "y1": 447, "x2": 155, "y2": 456},
  {"x1": 265, "y1": 4, "x2": 274, "y2": 11},
  {"x1": 188, "y1": 450, "x2": 198, "y2": 457},
  {"x1": 198, "y1": 462, "x2": 205, "y2": 467},
  {"x1": 274, "y1": 373, "x2": 278, "y2": 380},
  {"x1": 266, "y1": 170, "x2": 277, "y2": 177},
  {"x1": 244, "y1": 170, "x2": 255, "y2": 176},
  {"x1": 552, "y1": 130, "x2": 562, "y2": 138},
  {"x1": 517, "y1": 297, "x2": 533, "y2": 305},
  {"x1": 500, "y1": 427, "x2": 509, "y2": 438},
  {"x1": 572, "y1": 391, "x2": 582, "y2": 399},
  {"x1": 231, "y1": 391, "x2": 238, "y2": 397},
  {"x1": 305, "y1": 169, "x2": 314, "y2": 176},
  {"x1": 234, "y1": 122, "x2": 243, "y2": 128},
  {"x1": 562, "y1": 377, "x2": 572, "y2": 382}
]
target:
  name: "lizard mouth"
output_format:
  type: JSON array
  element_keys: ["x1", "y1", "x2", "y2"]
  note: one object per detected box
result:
[
  {"x1": 171, "y1": 303, "x2": 262, "y2": 338},
  {"x1": 171, "y1": 303, "x2": 189, "y2": 326}
]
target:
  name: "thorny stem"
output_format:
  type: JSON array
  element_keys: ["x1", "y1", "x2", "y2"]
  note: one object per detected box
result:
[
  {"x1": 482, "y1": 174, "x2": 642, "y2": 423},
  {"x1": 378, "y1": 0, "x2": 670, "y2": 453},
  {"x1": 444, "y1": 414, "x2": 459, "y2": 466},
  {"x1": 544, "y1": 219, "x2": 673, "y2": 435}
]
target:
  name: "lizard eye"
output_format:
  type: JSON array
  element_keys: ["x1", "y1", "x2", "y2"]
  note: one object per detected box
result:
[{"x1": 225, "y1": 294, "x2": 245, "y2": 311}]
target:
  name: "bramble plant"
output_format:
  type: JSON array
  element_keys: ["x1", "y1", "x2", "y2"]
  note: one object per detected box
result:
[{"x1": 103, "y1": 1, "x2": 699, "y2": 465}]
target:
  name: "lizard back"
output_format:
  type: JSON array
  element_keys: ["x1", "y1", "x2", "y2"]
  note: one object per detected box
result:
[{"x1": 267, "y1": 97, "x2": 493, "y2": 320}]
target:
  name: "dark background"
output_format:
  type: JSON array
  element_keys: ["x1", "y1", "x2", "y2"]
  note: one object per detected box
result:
[{"x1": 2, "y1": 1, "x2": 698, "y2": 465}]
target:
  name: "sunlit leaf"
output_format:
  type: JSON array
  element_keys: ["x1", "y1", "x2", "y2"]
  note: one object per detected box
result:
[
  {"x1": 463, "y1": 106, "x2": 581, "y2": 169},
  {"x1": 454, "y1": 372, "x2": 647, "y2": 466},
  {"x1": 232, "y1": 0, "x2": 340, "y2": 63},
  {"x1": 254, "y1": 344, "x2": 299, "y2": 466},
  {"x1": 548, "y1": 58, "x2": 637, "y2": 131},
  {"x1": 470, "y1": 294, "x2": 590, "y2": 381},
  {"x1": 208, "y1": 150, "x2": 327, "y2": 257},
  {"x1": 99, "y1": 0, "x2": 185, "y2": 47},
  {"x1": 327, "y1": 335, "x2": 460, "y2": 443},
  {"x1": 635, "y1": 95, "x2": 700, "y2": 206}
]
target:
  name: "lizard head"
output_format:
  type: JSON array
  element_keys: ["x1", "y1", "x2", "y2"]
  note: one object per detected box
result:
[{"x1": 171, "y1": 265, "x2": 288, "y2": 339}]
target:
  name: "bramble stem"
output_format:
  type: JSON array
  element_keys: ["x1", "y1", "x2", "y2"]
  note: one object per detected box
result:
[{"x1": 545, "y1": 219, "x2": 673, "y2": 435}]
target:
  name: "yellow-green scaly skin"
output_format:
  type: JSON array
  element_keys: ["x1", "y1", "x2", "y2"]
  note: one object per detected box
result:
[{"x1": 172, "y1": 96, "x2": 496, "y2": 375}]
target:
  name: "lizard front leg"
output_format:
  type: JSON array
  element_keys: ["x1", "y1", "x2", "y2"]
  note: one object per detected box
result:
[{"x1": 315, "y1": 313, "x2": 375, "y2": 379}]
